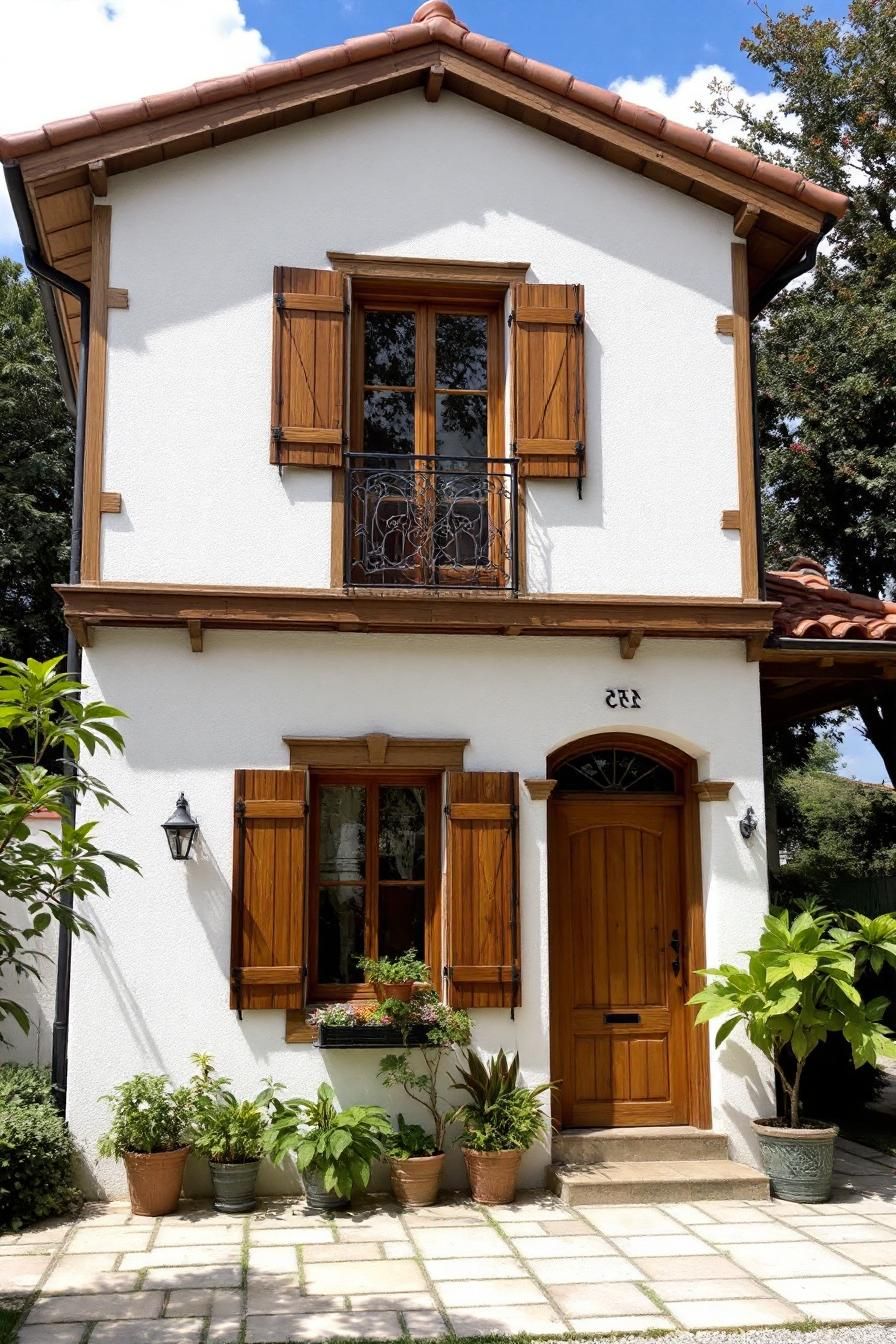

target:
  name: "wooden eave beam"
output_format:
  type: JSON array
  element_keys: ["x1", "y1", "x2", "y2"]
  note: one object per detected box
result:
[
  {"x1": 56, "y1": 583, "x2": 778, "y2": 644},
  {"x1": 734, "y1": 202, "x2": 760, "y2": 237},
  {"x1": 619, "y1": 629, "x2": 644, "y2": 659},
  {"x1": 87, "y1": 158, "x2": 108, "y2": 197},
  {"x1": 18, "y1": 46, "x2": 825, "y2": 247}
]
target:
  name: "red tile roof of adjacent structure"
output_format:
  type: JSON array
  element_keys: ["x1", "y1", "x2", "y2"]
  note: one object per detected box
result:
[
  {"x1": 0, "y1": 0, "x2": 849, "y2": 222},
  {"x1": 768, "y1": 559, "x2": 896, "y2": 641}
]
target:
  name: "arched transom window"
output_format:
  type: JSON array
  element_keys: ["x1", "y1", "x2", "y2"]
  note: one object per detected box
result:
[{"x1": 553, "y1": 747, "x2": 677, "y2": 794}]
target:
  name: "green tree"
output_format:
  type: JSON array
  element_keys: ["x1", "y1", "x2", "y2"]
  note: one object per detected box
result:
[
  {"x1": 0, "y1": 260, "x2": 73, "y2": 661},
  {"x1": 0, "y1": 656, "x2": 138, "y2": 1042},
  {"x1": 698, "y1": 1, "x2": 896, "y2": 782},
  {"x1": 774, "y1": 740, "x2": 896, "y2": 897}
]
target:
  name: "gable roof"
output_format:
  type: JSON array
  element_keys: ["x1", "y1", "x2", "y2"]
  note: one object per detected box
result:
[{"x1": 3, "y1": 0, "x2": 848, "y2": 390}]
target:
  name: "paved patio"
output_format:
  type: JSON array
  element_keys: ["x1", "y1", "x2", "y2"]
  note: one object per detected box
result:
[{"x1": 3, "y1": 1140, "x2": 896, "y2": 1343}]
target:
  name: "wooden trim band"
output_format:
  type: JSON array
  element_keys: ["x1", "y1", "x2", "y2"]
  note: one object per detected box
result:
[
  {"x1": 449, "y1": 964, "x2": 516, "y2": 983},
  {"x1": 327, "y1": 251, "x2": 530, "y2": 286},
  {"x1": 715, "y1": 314, "x2": 735, "y2": 336},
  {"x1": 99, "y1": 491, "x2": 121, "y2": 514},
  {"x1": 516, "y1": 439, "x2": 579, "y2": 455},
  {"x1": 81, "y1": 203, "x2": 111, "y2": 584},
  {"x1": 240, "y1": 800, "x2": 307, "y2": 818},
  {"x1": 721, "y1": 509, "x2": 741, "y2": 530},
  {"x1": 236, "y1": 965, "x2": 302, "y2": 985},
  {"x1": 57, "y1": 582, "x2": 779, "y2": 645},
  {"x1": 284, "y1": 733, "x2": 468, "y2": 770},
  {"x1": 731, "y1": 243, "x2": 759, "y2": 600},
  {"x1": 514, "y1": 305, "x2": 578, "y2": 324},
  {"x1": 446, "y1": 802, "x2": 513, "y2": 821},
  {"x1": 278, "y1": 292, "x2": 343, "y2": 312},
  {"x1": 692, "y1": 780, "x2": 735, "y2": 801}
]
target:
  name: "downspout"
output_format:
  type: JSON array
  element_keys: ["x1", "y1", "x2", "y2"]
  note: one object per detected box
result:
[
  {"x1": 4, "y1": 163, "x2": 90, "y2": 1114},
  {"x1": 749, "y1": 212, "x2": 838, "y2": 601}
]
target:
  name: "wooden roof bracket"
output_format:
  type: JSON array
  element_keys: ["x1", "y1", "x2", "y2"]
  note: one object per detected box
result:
[
  {"x1": 619, "y1": 629, "x2": 644, "y2": 660},
  {"x1": 187, "y1": 619, "x2": 203, "y2": 653},
  {"x1": 424, "y1": 63, "x2": 445, "y2": 102}
]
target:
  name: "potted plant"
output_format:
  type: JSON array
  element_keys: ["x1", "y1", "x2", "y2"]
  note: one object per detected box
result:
[
  {"x1": 98, "y1": 1073, "x2": 192, "y2": 1216},
  {"x1": 356, "y1": 947, "x2": 430, "y2": 1003},
  {"x1": 383, "y1": 1115, "x2": 443, "y2": 1207},
  {"x1": 450, "y1": 1048, "x2": 554, "y2": 1205},
  {"x1": 377, "y1": 997, "x2": 472, "y2": 1206},
  {"x1": 266, "y1": 1082, "x2": 391, "y2": 1211},
  {"x1": 690, "y1": 906, "x2": 896, "y2": 1203},
  {"x1": 309, "y1": 999, "x2": 432, "y2": 1049},
  {"x1": 186, "y1": 1054, "x2": 281, "y2": 1213}
]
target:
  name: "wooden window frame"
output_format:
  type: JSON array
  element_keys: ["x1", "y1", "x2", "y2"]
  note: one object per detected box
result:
[
  {"x1": 332, "y1": 279, "x2": 510, "y2": 587},
  {"x1": 307, "y1": 769, "x2": 443, "y2": 1005}
]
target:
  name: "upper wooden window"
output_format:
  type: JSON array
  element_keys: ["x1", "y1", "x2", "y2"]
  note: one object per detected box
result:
[{"x1": 307, "y1": 771, "x2": 442, "y2": 1002}]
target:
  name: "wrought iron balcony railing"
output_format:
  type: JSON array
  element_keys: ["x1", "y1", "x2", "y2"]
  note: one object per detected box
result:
[{"x1": 345, "y1": 452, "x2": 518, "y2": 591}]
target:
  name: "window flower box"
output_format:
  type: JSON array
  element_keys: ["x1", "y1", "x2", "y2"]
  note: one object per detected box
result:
[{"x1": 315, "y1": 1023, "x2": 433, "y2": 1050}]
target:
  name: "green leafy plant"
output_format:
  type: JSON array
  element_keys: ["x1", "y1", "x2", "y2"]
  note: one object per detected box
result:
[
  {"x1": 450, "y1": 1048, "x2": 554, "y2": 1153},
  {"x1": 383, "y1": 1114, "x2": 438, "y2": 1160},
  {"x1": 378, "y1": 996, "x2": 472, "y2": 1152},
  {"x1": 265, "y1": 1083, "x2": 391, "y2": 1200},
  {"x1": 356, "y1": 947, "x2": 430, "y2": 985},
  {"x1": 97, "y1": 1074, "x2": 191, "y2": 1158},
  {"x1": 690, "y1": 907, "x2": 896, "y2": 1128},
  {"x1": 0, "y1": 655, "x2": 138, "y2": 1042},
  {"x1": 0, "y1": 1064, "x2": 80, "y2": 1232},
  {"x1": 186, "y1": 1053, "x2": 281, "y2": 1164}
]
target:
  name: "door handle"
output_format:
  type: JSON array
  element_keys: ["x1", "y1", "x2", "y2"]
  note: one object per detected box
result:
[{"x1": 670, "y1": 928, "x2": 681, "y2": 977}]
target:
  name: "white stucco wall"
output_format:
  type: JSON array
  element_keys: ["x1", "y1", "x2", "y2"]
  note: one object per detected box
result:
[
  {"x1": 101, "y1": 90, "x2": 741, "y2": 597},
  {"x1": 0, "y1": 814, "x2": 61, "y2": 1069},
  {"x1": 67, "y1": 630, "x2": 772, "y2": 1198}
]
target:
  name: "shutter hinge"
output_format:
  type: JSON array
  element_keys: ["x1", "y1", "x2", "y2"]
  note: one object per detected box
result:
[
  {"x1": 301, "y1": 965, "x2": 308, "y2": 980},
  {"x1": 342, "y1": 432, "x2": 349, "y2": 448},
  {"x1": 232, "y1": 967, "x2": 243, "y2": 1020},
  {"x1": 272, "y1": 426, "x2": 283, "y2": 444},
  {"x1": 574, "y1": 310, "x2": 583, "y2": 326},
  {"x1": 343, "y1": 301, "x2": 350, "y2": 316},
  {"x1": 235, "y1": 798, "x2": 246, "y2": 821},
  {"x1": 443, "y1": 964, "x2": 452, "y2": 981},
  {"x1": 275, "y1": 292, "x2": 285, "y2": 312},
  {"x1": 575, "y1": 442, "x2": 585, "y2": 501},
  {"x1": 507, "y1": 310, "x2": 515, "y2": 328}
]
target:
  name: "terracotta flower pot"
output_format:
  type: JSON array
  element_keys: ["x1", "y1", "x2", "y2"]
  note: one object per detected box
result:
[
  {"x1": 753, "y1": 1118, "x2": 839, "y2": 1204},
  {"x1": 462, "y1": 1148, "x2": 522, "y2": 1205},
  {"x1": 123, "y1": 1147, "x2": 190, "y2": 1216},
  {"x1": 389, "y1": 1153, "x2": 444, "y2": 1207},
  {"x1": 373, "y1": 982, "x2": 415, "y2": 1003}
]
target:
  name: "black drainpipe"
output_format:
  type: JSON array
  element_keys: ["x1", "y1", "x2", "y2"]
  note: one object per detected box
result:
[
  {"x1": 749, "y1": 212, "x2": 838, "y2": 601},
  {"x1": 4, "y1": 163, "x2": 90, "y2": 1114}
]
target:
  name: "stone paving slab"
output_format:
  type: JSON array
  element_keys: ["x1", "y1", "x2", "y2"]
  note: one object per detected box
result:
[{"x1": 4, "y1": 1141, "x2": 896, "y2": 1338}]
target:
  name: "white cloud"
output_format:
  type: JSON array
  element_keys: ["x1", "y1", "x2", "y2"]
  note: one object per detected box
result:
[
  {"x1": 1, "y1": 0, "x2": 270, "y2": 249},
  {"x1": 609, "y1": 64, "x2": 785, "y2": 134}
]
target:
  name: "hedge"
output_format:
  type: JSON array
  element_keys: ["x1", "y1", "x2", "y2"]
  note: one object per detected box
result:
[{"x1": 0, "y1": 1064, "x2": 80, "y2": 1232}]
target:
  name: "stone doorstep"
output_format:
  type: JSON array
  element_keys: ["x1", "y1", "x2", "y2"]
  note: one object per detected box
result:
[
  {"x1": 548, "y1": 1158, "x2": 770, "y2": 1206},
  {"x1": 553, "y1": 1125, "x2": 730, "y2": 1165}
]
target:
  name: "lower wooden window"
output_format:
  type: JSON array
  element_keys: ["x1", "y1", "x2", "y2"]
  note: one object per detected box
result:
[{"x1": 307, "y1": 772, "x2": 442, "y2": 1001}]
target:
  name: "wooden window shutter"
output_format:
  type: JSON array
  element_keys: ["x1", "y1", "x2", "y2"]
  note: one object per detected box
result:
[
  {"x1": 271, "y1": 266, "x2": 347, "y2": 468},
  {"x1": 511, "y1": 282, "x2": 585, "y2": 483},
  {"x1": 444, "y1": 771, "x2": 520, "y2": 1010},
  {"x1": 230, "y1": 769, "x2": 307, "y2": 1013}
]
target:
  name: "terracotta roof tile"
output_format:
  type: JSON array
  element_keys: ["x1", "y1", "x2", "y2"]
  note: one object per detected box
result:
[
  {"x1": 768, "y1": 559, "x2": 896, "y2": 641},
  {"x1": 0, "y1": 1, "x2": 850, "y2": 223}
]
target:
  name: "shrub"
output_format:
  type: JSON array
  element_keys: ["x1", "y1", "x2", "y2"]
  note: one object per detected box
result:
[
  {"x1": 266, "y1": 1083, "x2": 391, "y2": 1199},
  {"x1": 186, "y1": 1053, "x2": 281, "y2": 1164},
  {"x1": 0, "y1": 1062, "x2": 53, "y2": 1107},
  {"x1": 0, "y1": 1079, "x2": 80, "y2": 1232}
]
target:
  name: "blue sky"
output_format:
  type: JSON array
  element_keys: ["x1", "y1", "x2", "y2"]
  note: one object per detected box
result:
[
  {"x1": 240, "y1": 0, "x2": 844, "y2": 95},
  {"x1": 2, "y1": 0, "x2": 885, "y2": 783}
]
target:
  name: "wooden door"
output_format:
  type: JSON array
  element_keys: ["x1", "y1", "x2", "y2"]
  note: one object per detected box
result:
[{"x1": 549, "y1": 799, "x2": 688, "y2": 1127}]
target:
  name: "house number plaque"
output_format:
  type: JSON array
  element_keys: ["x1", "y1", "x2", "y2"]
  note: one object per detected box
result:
[{"x1": 605, "y1": 688, "x2": 642, "y2": 709}]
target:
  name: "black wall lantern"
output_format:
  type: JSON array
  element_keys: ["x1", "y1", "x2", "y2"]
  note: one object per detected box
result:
[
  {"x1": 739, "y1": 805, "x2": 759, "y2": 842},
  {"x1": 162, "y1": 793, "x2": 199, "y2": 860}
]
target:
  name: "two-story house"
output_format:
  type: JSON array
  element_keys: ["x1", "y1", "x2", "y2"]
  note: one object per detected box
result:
[{"x1": 5, "y1": 1, "x2": 867, "y2": 1200}]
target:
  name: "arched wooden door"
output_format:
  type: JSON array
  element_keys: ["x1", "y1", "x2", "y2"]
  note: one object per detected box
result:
[{"x1": 548, "y1": 736, "x2": 700, "y2": 1128}]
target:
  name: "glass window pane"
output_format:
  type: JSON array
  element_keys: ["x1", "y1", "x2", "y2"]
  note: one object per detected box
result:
[
  {"x1": 364, "y1": 310, "x2": 415, "y2": 386},
  {"x1": 436, "y1": 314, "x2": 487, "y2": 390},
  {"x1": 554, "y1": 749, "x2": 676, "y2": 793},
  {"x1": 317, "y1": 885, "x2": 365, "y2": 983},
  {"x1": 379, "y1": 786, "x2": 426, "y2": 880},
  {"x1": 379, "y1": 884, "x2": 425, "y2": 962},
  {"x1": 318, "y1": 786, "x2": 366, "y2": 881},
  {"x1": 436, "y1": 393, "x2": 487, "y2": 461},
  {"x1": 364, "y1": 390, "x2": 415, "y2": 457}
]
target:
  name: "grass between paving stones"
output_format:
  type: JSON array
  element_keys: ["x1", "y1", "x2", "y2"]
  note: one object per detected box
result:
[
  {"x1": 200, "y1": 1325, "x2": 893, "y2": 1344},
  {"x1": 0, "y1": 1304, "x2": 22, "y2": 1344}
]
